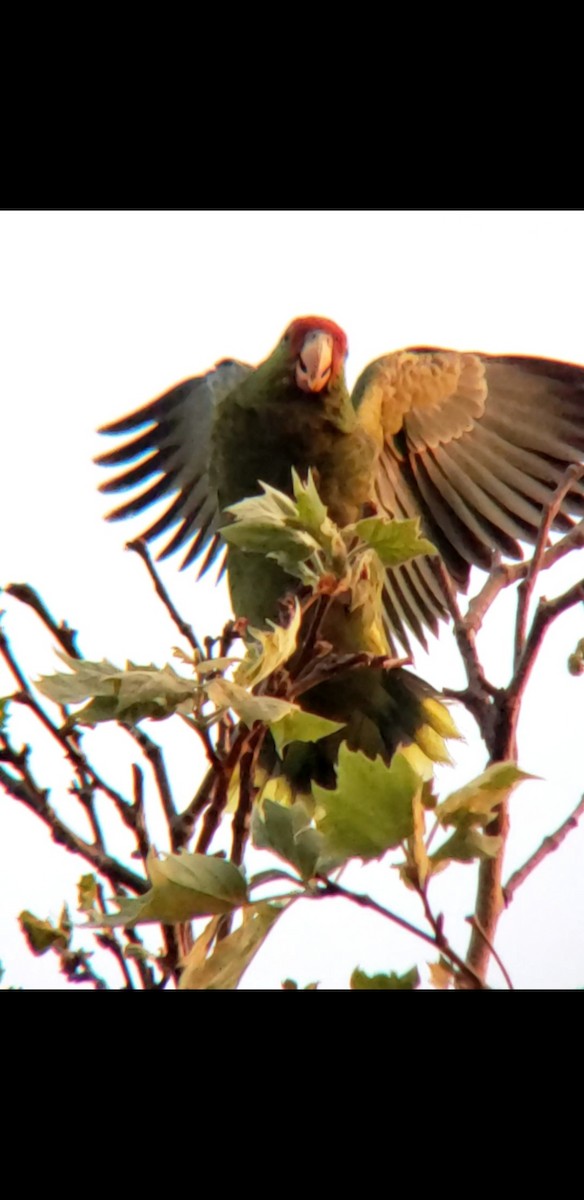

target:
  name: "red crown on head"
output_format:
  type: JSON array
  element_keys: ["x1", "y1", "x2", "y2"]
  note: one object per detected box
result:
[{"x1": 284, "y1": 316, "x2": 348, "y2": 381}]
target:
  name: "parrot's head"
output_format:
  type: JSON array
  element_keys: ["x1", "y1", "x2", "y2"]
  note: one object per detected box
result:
[{"x1": 283, "y1": 317, "x2": 348, "y2": 395}]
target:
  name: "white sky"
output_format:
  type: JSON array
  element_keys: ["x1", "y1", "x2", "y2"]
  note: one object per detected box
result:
[{"x1": 1, "y1": 210, "x2": 584, "y2": 989}]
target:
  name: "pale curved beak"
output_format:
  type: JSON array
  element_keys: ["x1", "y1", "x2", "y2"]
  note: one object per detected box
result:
[{"x1": 295, "y1": 330, "x2": 334, "y2": 393}]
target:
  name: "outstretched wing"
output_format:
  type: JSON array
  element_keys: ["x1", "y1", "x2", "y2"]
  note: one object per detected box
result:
[
  {"x1": 352, "y1": 348, "x2": 584, "y2": 649},
  {"x1": 96, "y1": 358, "x2": 253, "y2": 572}
]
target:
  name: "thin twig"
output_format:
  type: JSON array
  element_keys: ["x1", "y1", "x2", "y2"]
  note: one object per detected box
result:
[
  {"x1": 4, "y1": 583, "x2": 79, "y2": 656},
  {"x1": 434, "y1": 560, "x2": 497, "y2": 735},
  {"x1": 1, "y1": 628, "x2": 137, "y2": 827},
  {"x1": 93, "y1": 878, "x2": 139, "y2": 988},
  {"x1": 216, "y1": 725, "x2": 266, "y2": 945},
  {"x1": 195, "y1": 728, "x2": 250, "y2": 853},
  {"x1": 125, "y1": 726, "x2": 176, "y2": 841},
  {"x1": 514, "y1": 465, "x2": 584, "y2": 669},
  {"x1": 0, "y1": 755, "x2": 146, "y2": 895},
  {"x1": 191, "y1": 721, "x2": 223, "y2": 772},
  {"x1": 415, "y1": 883, "x2": 487, "y2": 990},
  {"x1": 231, "y1": 726, "x2": 265, "y2": 867},
  {"x1": 172, "y1": 766, "x2": 216, "y2": 849},
  {"x1": 508, "y1": 579, "x2": 584, "y2": 710},
  {"x1": 467, "y1": 501, "x2": 584, "y2": 978},
  {"x1": 126, "y1": 539, "x2": 202, "y2": 654},
  {"x1": 466, "y1": 916, "x2": 514, "y2": 990},
  {"x1": 130, "y1": 763, "x2": 150, "y2": 862},
  {"x1": 467, "y1": 517, "x2": 584, "y2": 634},
  {"x1": 316, "y1": 876, "x2": 486, "y2": 989},
  {"x1": 503, "y1": 793, "x2": 584, "y2": 905},
  {"x1": 2, "y1": 584, "x2": 191, "y2": 987}
]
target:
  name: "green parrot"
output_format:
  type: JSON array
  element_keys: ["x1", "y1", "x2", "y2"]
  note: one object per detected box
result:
[{"x1": 96, "y1": 316, "x2": 584, "y2": 776}]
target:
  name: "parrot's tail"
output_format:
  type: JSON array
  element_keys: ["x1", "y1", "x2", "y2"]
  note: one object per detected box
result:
[{"x1": 258, "y1": 664, "x2": 461, "y2": 801}]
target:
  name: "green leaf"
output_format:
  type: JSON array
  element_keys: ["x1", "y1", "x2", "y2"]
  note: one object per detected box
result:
[
  {"x1": 205, "y1": 677, "x2": 297, "y2": 726},
  {"x1": 19, "y1": 910, "x2": 70, "y2": 955},
  {"x1": 222, "y1": 482, "x2": 322, "y2": 581},
  {"x1": 146, "y1": 850, "x2": 247, "y2": 903},
  {"x1": 292, "y1": 468, "x2": 329, "y2": 529},
  {"x1": 223, "y1": 476, "x2": 345, "y2": 582},
  {"x1": 222, "y1": 519, "x2": 319, "y2": 567},
  {"x1": 313, "y1": 745, "x2": 422, "y2": 861},
  {"x1": 36, "y1": 653, "x2": 198, "y2": 726},
  {"x1": 252, "y1": 799, "x2": 312, "y2": 878},
  {"x1": 292, "y1": 469, "x2": 345, "y2": 559},
  {"x1": 337, "y1": 549, "x2": 392, "y2": 656},
  {"x1": 85, "y1": 850, "x2": 248, "y2": 928},
  {"x1": 179, "y1": 901, "x2": 285, "y2": 990},
  {"x1": 193, "y1": 656, "x2": 242, "y2": 676},
  {"x1": 225, "y1": 485, "x2": 298, "y2": 525},
  {"x1": 269, "y1": 709, "x2": 346, "y2": 757},
  {"x1": 235, "y1": 601, "x2": 302, "y2": 688},
  {"x1": 353, "y1": 516, "x2": 436, "y2": 566},
  {"x1": 77, "y1": 874, "x2": 98, "y2": 913},
  {"x1": 428, "y1": 762, "x2": 532, "y2": 869},
  {"x1": 430, "y1": 828, "x2": 503, "y2": 868},
  {"x1": 252, "y1": 800, "x2": 342, "y2": 879},
  {"x1": 351, "y1": 966, "x2": 420, "y2": 990},
  {"x1": 437, "y1": 762, "x2": 535, "y2": 829}
]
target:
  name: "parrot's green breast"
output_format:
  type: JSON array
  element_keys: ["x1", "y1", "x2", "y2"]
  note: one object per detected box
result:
[{"x1": 211, "y1": 372, "x2": 377, "y2": 624}]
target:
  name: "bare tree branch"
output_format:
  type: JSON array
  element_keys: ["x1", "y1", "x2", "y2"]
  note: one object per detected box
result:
[
  {"x1": 465, "y1": 474, "x2": 584, "y2": 980},
  {"x1": 513, "y1": 465, "x2": 584, "y2": 670},
  {"x1": 4, "y1": 583, "x2": 79, "y2": 656},
  {"x1": 466, "y1": 916, "x2": 514, "y2": 990},
  {"x1": 508, "y1": 579, "x2": 584, "y2": 710},
  {"x1": 316, "y1": 875, "x2": 486, "y2": 990},
  {"x1": 467, "y1": 520, "x2": 584, "y2": 635},
  {"x1": 0, "y1": 749, "x2": 146, "y2": 895},
  {"x1": 126, "y1": 726, "x2": 177, "y2": 841},
  {"x1": 504, "y1": 793, "x2": 584, "y2": 905},
  {"x1": 126, "y1": 539, "x2": 202, "y2": 655}
]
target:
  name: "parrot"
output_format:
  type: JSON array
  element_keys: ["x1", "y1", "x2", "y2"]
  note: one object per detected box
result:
[{"x1": 95, "y1": 317, "x2": 584, "y2": 778}]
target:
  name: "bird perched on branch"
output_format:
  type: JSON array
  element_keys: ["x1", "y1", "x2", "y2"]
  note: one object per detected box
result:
[
  {"x1": 97, "y1": 316, "x2": 584, "y2": 652},
  {"x1": 96, "y1": 318, "x2": 584, "y2": 780}
]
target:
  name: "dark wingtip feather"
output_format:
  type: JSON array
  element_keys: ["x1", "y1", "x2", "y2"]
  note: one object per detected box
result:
[
  {"x1": 98, "y1": 453, "x2": 161, "y2": 495},
  {"x1": 103, "y1": 472, "x2": 178, "y2": 523},
  {"x1": 95, "y1": 423, "x2": 174, "y2": 468},
  {"x1": 98, "y1": 412, "x2": 152, "y2": 436},
  {"x1": 156, "y1": 509, "x2": 215, "y2": 566},
  {"x1": 196, "y1": 534, "x2": 224, "y2": 577}
]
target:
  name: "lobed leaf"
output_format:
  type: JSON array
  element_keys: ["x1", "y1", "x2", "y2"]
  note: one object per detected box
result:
[
  {"x1": 235, "y1": 601, "x2": 302, "y2": 688},
  {"x1": 269, "y1": 709, "x2": 346, "y2": 757},
  {"x1": 179, "y1": 901, "x2": 285, "y2": 990},
  {"x1": 313, "y1": 744, "x2": 422, "y2": 861},
  {"x1": 84, "y1": 850, "x2": 248, "y2": 928},
  {"x1": 437, "y1": 762, "x2": 536, "y2": 829},
  {"x1": 353, "y1": 516, "x2": 436, "y2": 566},
  {"x1": 351, "y1": 966, "x2": 420, "y2": 990}
]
